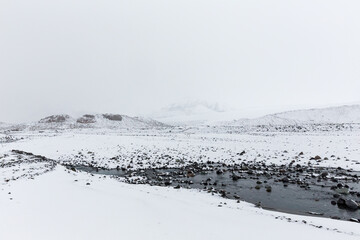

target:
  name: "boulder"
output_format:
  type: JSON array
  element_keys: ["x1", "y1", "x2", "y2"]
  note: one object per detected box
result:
[{"x1": 345, "y1": 199, "x2": 359, "y2": 210}]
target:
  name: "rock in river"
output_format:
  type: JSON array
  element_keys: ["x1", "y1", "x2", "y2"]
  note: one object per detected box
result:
[{"x1": 345, "y1": 199, "x2": 359, "y2": 210}]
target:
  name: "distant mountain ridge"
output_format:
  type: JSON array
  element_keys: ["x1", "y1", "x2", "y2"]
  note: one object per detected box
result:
[
  {"x1": 227, "y1": 105, "x2": 360, "y2": 126},
  {"x1": 272, "y1": 105, "x2": 360, "y2": 123},
  {"x1": 151, "y1": 102, "x2": 360, "y2": 126},
  {"x1": 1, "y1": 104, "x2": 359, "y2": 130}
]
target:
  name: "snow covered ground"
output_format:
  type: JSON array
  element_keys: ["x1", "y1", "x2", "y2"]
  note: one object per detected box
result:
[
  {"x1": 1, "y1": 107, "x2": 360, "y2": 239},
  {"x1": 1, "y1": 165, "x2": 359, "y2": 240},
  {"x1": 1, "y1": 128, "x2": 359, "y2": 171}
]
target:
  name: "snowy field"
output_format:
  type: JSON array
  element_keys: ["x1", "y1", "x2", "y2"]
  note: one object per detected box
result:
[
  {"x1": 1, "y1": 128, "x2": 359, "y2": 171},
  {"x1": 1, "y1": 126, "x2": 360, "y2": 239},
  {"x1": 1, "y1": 165, "x2": 360, "y2": 240}
]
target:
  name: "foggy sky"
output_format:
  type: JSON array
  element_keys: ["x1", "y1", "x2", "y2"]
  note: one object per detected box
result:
[{"x1": 1, "y1": 0, "x2": 359, "y2": 123}]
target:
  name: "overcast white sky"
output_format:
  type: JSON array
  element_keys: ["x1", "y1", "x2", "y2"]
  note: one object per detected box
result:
[{"x1": 1, "y1": 0, "x2": 359, "y2": 123}]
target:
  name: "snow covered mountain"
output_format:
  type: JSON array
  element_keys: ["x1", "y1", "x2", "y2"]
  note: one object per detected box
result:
[
  {"x1": 271, "y1": 105, "x2": 360, "y2": 124},
  {"x1": 151, "y1": 103, "x2": 360, "y2": 126},
  {"x1": 227, "y1": 105, "x2": 360, "y2": 126},
  {"x1": 2, "y1": 105, "x2": 359, "y2": 130}
]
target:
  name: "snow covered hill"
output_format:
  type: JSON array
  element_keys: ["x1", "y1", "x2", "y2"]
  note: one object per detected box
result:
[
  {"x1": 228, "y1": 105, "x2": 360, "y2": 126},
  {"x1": 0, "y1": 122, "x2": 13, "y2": 131},
  {"x1": 2, "y1": 105, "x2": 360, "y2": 131},
  {"x1": 150, "y1": 103, "x2": 360, "y2": 127},
  {"x1": 272, "y1": 105, "x2": 360, "y2": 124},
  {"x1": 10, "y1": 114, "x2": 168, "y2": 131}
]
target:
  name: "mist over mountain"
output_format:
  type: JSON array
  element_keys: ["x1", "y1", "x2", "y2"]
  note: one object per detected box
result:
[
  {"x1": 150, "y1": 103, "x2": 360, "y2": 126},
  {"x1": 1, "y1": 104, "x2": 359, "y2": 129},
  {"x1": 150, "y1": 101, "x2": 231, "y2": 125}
]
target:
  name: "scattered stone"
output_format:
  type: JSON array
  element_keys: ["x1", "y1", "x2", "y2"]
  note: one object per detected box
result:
[
  {"x1": 333, "y1": 193, "x2": 340, "y2": 198},
  {"x1": 281, "y1": 177, "x2": 290, "y2": 183},
  {"x1": 349, "y1": 218, "x2": 360, "y2": 223},
  {"x1": 320, "y1": 171, "x2": 328, "y2": 178},
  {"x1": 307, "y1": 211, "x2": 324, "y2": 216},
  {"x1": 231, "y1": 174, "x2": 241, "y2": 181},
  {"x1": 255, "y1": 202, "x2": 262, "y2": 208},
  {"x1": 216, "y1": 169, "x2": 223, "y2": 175}
]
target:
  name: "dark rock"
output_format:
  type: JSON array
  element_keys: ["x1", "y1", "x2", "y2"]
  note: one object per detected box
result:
[
  {"x1": 247, "y1": 170, "x2": 254, "y2": 175},
  {"x1": 337, "y1": 198, "x2": 346, "y2": 206},
  {"x1": 219, "y1": 190, "x2": 227, "y2": 197},
  {"x1": 216, "y1": 169, "x2": 224, "y2": 175},
  {"x1": 320, "y1": 171, "x2": 328, "y2": 178},
  {"x1": 345, "y1": 199, "x2": 359, "y2": 210},
  {"x1": 337, "y1": 198, "x2": 359, "y2": 210},
  {"x1": 77, "y1": 115, "x2": 96, "y2": 124},
  {"x1": 281, "y1": 177, "x2": 290, "y2": 183},
  {"x1": 164, "y1": 181, "x2": 172, "y2": 186},
  {"x1": 349, "y1": 218, "x2": 360, "y2": 223},
  {"x1": 307, "y1": 211, "x2": 323, "y2": 216},
  {"x1": 231, "y1": 174, "x2": 241, "y2": 181},
  {"x1": 102, "y1": 114, "x2": 123, "y2": 121},
  {"x1": 39, "y1": 115, "x2": 70, "y2": 123}
]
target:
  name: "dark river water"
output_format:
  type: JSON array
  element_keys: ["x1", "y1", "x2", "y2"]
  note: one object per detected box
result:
[{"x1": 74, "y1": 164, "x2": 360, "y2": 222}]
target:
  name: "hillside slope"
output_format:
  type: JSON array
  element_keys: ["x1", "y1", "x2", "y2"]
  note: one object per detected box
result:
[
  {"x1": 18, "y1": 114, "x2": 168, "y2": 131},
  {"x1": 227, "y1": 105, "x2": 360, "y2": 126}
]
